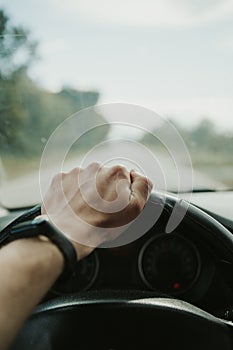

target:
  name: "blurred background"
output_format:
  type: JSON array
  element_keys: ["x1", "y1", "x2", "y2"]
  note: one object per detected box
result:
[{"x1": 0, "y1": 0, "x2": 233, "y2": 207}]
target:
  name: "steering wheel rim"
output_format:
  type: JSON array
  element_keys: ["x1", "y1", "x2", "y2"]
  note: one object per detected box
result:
[
  {"x1": 12, "y1": 291, "x2": 233, "y2": 350},
  {"x1": 11, "y1": 192, "x2": 233, "y2": 349}
]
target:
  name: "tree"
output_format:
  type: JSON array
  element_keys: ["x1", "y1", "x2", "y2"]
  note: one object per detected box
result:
[
  {"x1": 0, "y1": 9, "x2": 37, "y2": 150},
  {"x1": 0, "y1": 10, "x2": 37, "y2": 78},
  {"x1": 0, "y1": 9, "x2": 109, "y2": 155}
]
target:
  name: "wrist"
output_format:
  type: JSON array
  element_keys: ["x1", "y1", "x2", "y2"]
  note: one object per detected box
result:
[
  {"x1": 1, "y1": 236, "x2": 64, "y2": 287},
  {"x1": 70, "y1": 240, "x2": 94, "y2": 260},
  {"x1": 38, "y1": 214, "x2": 94, "y2": 260},
  {"x1": 35, "y1": 235, "x2": 65, "y2": 272},
  {"x1": 1, "y1": 215, "x2": 78, "y2": 284}
]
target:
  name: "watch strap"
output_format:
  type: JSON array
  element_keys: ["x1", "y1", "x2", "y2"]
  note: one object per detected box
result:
[
  {"x1": 0, "y1": 204, "x2": 41, "y2": 244},
  {"x1": 0, "y1": 217, "x2": 77, "y2": 284}
]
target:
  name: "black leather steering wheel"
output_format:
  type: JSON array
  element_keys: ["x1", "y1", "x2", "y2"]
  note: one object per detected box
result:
[{"x1": 11, "y1": 192, "x2": 233, "y2": 350}]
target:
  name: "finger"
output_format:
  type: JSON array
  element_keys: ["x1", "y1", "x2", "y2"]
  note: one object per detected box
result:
[
  {"x1": 96, "y1": 165, "x2": 131, "y2": 201},
  {"x1": 130, "y1": 170, "x2": 153, "y2": 211},
  {"x1": 76, "y1": 162, "x2": 102, "y2": 186},
  {"x1": 100, "y1": 165, "x2": 131, "y2": 182},
  {"x1": 85, "y1": 162, "x2": 102, "y2": 173},
  {"x1": 63, "y1": 167, "x2": 82, "y2": 189},
  {"x1": 69, "y1": 166, "x2": 82, "y2": 175}
]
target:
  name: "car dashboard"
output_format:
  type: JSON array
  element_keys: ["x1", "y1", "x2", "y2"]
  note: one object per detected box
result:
[
  {"x1": 48, "y1": 221, "x2": 232, "y2": 319},
  {"x1": 1, "y1": 191, "x2": 233, "y2": 321}
]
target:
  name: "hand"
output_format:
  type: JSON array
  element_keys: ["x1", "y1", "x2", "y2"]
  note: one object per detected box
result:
[{"x1": 41, "y1": 163, "x2": 153, "y2": 260}]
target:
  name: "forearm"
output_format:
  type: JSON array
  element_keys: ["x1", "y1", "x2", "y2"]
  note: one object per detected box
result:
[
  {"x1": 0, "y1": 237, "x2": 64, "y2": 350},
  {"x1": 0, "y1": 164, "x2": 151, "y2": 349}
]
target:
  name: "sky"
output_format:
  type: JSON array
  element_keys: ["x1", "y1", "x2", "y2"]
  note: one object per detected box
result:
[{"x1": 1, "y1": 0, "x2": 233, "y2": 131}]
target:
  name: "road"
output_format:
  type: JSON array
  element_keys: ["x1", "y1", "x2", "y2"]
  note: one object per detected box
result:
[{"x1": 0, "y1": 143, "x2": 225, "y2": 208}]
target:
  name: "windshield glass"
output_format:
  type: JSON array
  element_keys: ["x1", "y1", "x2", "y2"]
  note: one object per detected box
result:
[{"x1": 0, "y1": 1, "x2": 233, "y2": 208}]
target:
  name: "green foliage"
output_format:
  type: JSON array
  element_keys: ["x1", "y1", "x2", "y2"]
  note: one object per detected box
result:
[{"x1": 0, "y1": 9, "x2": 109, "y2": 156}]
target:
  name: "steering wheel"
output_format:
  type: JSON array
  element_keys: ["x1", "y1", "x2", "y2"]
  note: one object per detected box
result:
[{"x1": 11, "y1": 192, "x2": 233, "y2": 350}]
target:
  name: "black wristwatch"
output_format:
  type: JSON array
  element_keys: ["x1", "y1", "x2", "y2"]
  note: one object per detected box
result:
[{"x1": 0, "y1": 214, "x2": 77, "y2": 284}]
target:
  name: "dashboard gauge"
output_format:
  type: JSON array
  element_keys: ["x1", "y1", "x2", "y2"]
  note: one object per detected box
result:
[
  {"x1": 138, "y1": 235, "x2": 201, "y2": 295},
  {"x1": 52, "y1": 251, "x2": 99, "y2": 294}
]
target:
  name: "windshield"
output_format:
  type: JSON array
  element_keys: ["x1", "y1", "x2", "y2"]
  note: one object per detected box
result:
[{"x1": 0, "y1": 1, "x2": 233, "y2": 208}]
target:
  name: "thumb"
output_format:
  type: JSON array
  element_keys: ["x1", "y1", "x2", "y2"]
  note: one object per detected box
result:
[{"x1": 130, "y1": 170, "x2": 153, "y2": 212}]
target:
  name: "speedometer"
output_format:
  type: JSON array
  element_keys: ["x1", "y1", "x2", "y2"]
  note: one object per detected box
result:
[{"x1": 138, "y1": 235, "x2": 201, "y2": 295}]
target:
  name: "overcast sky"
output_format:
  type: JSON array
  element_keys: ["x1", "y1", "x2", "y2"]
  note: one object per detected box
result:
[{"x1": 2, "y1": 0, "x2": 233, "y2": 130}]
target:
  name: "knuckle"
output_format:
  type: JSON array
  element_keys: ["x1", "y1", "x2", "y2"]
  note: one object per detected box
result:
[
  {"x1": 70, "y1": 167, "x2": 81, "y2": 175},
  {"x1": 111, "y1": 165, "x2": 128, "y2": 176},
  {"x1": 139, "y1": 174, "x2": 148, "y2": 183},
  {"x1": 88, "y1": 162, "x2": 101, "y2": 169},
  {"x1": 138, "y1": 175, "x2": 153, "y2": 190}
]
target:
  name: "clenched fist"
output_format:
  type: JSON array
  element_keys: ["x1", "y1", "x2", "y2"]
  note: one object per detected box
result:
[{"x1": 41, "y1": 163, "x2": 153, "y2": 260}]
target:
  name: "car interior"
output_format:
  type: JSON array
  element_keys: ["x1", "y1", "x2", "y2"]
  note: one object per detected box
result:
[
  {"x1": 0, "y1": 190, "x2": 232, "y2": 349},
  {"x1": 1, "y1": 1, "x2": 233, "y2": 349}
]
